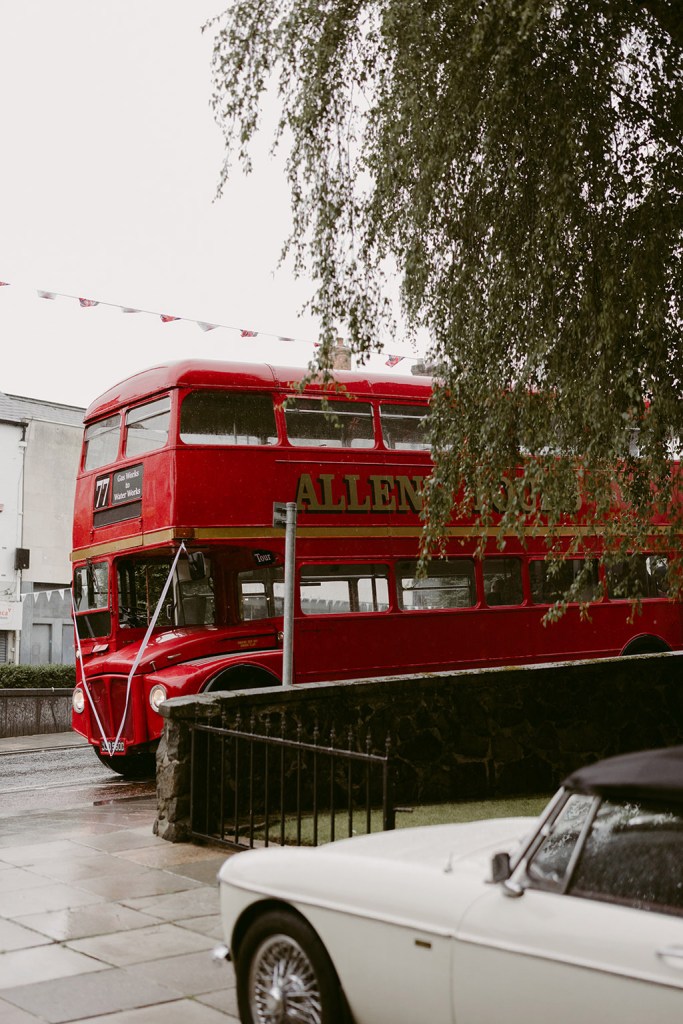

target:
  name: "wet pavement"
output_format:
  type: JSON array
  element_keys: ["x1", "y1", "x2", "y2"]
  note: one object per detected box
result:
[
  {"x1": 0, "y1": 741, "x2": 155, "y2": 817},
  {"x1": 0, "y1": 734, "x2": 238, "y2": 1024}
]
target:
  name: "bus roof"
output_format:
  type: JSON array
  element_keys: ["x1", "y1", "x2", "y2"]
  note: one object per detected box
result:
[{"x1": 84, "y1": 360, "x2": 433, "y2": 421}]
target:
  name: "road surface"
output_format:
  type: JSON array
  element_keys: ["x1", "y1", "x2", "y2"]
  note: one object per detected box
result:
[{"x1": 0, "y1": 741, "x2": 156, "y2": 816}]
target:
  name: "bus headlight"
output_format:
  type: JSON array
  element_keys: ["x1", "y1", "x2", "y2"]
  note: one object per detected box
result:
[
  {"x1": 149, "y1": 684, "x2": 168, "y2": 712},
  {"x1": 72, "y1": 688, "x2": 85, "y2": 714}
]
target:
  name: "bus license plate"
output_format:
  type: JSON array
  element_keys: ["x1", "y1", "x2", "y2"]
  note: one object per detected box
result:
[{"x1": 101, "y1": 740, "x2": 125, "y2": 754}]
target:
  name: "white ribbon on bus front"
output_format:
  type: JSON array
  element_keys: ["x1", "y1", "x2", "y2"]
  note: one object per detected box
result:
[
  {"x1": 110, "y1": 541, "x2": 188, "y2": 757},
  {"x1": 72, "y1": 542, "x2": 187, "y2": 758},
  {"x1": 71, "y1": 590, "x2": 116, "y2": 756}
]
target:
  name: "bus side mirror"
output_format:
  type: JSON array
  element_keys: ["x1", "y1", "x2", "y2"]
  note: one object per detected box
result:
[{"x1": 188, "y1": 552, "x2": 206, "y2": 581}]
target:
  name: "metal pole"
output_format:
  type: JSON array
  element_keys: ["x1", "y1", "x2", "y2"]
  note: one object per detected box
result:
[{"x1": 282, "y1": 501, "x2": 297, "y2": 688}]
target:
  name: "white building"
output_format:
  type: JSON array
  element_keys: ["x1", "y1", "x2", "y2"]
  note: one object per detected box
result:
[{"x1": 0, "y1": 392, "x2": 85, "y2": 664}]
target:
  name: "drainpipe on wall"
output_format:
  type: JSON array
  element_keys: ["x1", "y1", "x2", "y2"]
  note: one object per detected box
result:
[{"x1": 15, "y1": 425, "x2": 27, "y2": 664}]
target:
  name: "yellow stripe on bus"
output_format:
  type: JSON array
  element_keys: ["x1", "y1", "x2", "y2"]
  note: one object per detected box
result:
[{"x1": 71, "y1": 522, "x2": 673, "y2": 562}]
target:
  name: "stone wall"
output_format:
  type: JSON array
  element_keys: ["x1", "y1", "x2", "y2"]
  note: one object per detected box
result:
[
  {"x1": 0, "y1": 689, "x2": 72, "y2": 737},
  {"x1": 155, "y1": 651, "x2": 683, "y2": 841}
]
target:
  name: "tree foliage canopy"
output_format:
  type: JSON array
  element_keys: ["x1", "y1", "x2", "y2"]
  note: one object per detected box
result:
[{"x1": 209, "y1": 0, "x2": 683, "y2": 604}]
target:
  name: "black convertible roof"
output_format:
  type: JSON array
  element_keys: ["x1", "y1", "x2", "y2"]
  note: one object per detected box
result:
[{"x1": 563, "y1": 746, "x2": 683, "y2": 804}]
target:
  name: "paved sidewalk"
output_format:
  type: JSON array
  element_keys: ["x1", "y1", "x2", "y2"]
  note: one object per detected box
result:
[
  {"x1": 0, "y1": 735, "x2": 238, "y2": 1024},
  {"x1": 0, "y1": 732, "x2": 91, "y2": 755}
]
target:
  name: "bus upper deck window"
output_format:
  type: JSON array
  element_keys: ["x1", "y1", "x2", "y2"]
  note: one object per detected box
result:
[
  {"x1": 83, "y1": 414, "x2": 121, "y2": 470},
  {"x1": 380, "y1": 404, "x2": 431, "y2": 451},
  {"x1": 285, "y1": 399, "x2": 375, "y2": 448},
  {"x1": 180, "y1": 391, "x2": 278, "y2": 445},
  {"x1": 125, "y1": 397, "x2": 171, "y2": 457}
]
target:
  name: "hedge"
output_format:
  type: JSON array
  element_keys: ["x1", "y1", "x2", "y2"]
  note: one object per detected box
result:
[{"x1": 0, "y1": 664, "x2": 76, "y2": 689}]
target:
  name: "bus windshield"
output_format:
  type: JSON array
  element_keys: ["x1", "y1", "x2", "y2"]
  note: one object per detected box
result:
[{"x1": 116, "y1": 554, "x2": 215, "y2": 630}]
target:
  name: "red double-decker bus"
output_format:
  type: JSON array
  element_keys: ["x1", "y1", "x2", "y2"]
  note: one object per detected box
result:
[{"x1": 70, "y1": 360, "x2": 682, "y2": 774}]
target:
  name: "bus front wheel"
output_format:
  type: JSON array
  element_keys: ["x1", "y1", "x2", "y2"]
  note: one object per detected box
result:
[{"x1": 94, "y1": 749, "x2": 156, "y2": 778}]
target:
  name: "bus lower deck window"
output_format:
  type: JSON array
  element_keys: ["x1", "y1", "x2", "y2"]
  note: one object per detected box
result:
[
  {"x1": 238, "y1": 566, "x2": 284, "y2": 620},
  {"x1": 483, "y1": 558, "x2": 523, "y2": 606},
  {"x1": 606, "y1": 554, "x2": 668, "y2": 599},
  {"x1": 530, "y1": 559, "x2": 601, "y2": 604},
  {"x1": 300, "y1": 564, "x2": 389, "y2": 614},
  {"x1": 397, "y1": 559, "x2": 476, "y2": 610}
]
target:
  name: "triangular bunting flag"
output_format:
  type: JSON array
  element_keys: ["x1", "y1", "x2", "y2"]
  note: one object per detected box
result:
[{"x1": 19, "y1": 283, "x2": 425, "y2": 368}]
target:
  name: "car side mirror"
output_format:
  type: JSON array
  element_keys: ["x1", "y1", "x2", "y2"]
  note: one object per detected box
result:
[{"x1": 490, "y1": 851, "x2": 512, "y2": 883}]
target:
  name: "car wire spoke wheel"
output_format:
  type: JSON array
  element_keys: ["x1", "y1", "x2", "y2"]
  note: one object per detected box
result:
[
  {"x1": 250, "y1": 933, "x2": 321, "y2": 1023},
  {"x1": 236, "y1": 910, "x2": 347, "y2": 1024}
]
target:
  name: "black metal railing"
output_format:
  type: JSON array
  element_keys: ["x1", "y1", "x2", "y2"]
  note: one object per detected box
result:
[{"x1": 190, "y1": 714, "x2": 394, "y2": 850}]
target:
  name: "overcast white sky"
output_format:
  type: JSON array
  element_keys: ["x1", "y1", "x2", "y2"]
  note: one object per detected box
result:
[{"x1": 0, "y1": 2, "x2": 423, "y2": 410}]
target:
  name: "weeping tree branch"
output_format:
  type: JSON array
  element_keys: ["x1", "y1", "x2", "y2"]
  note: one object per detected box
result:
[{"x1": 208, "y1": 0, "x2": 683, "y2": 602}]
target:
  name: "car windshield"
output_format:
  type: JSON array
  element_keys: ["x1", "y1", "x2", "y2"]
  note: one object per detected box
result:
[{"x1": 527, "y1": 794, "x2": 593, "y2": 888}]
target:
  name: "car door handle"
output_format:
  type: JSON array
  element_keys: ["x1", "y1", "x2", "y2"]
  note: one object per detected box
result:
[{"x1": 656, "y1": 946, "x2": 683, "y2": 962}]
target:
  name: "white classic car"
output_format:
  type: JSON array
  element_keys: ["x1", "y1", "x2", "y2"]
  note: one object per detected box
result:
[{"x1": 216, "y1": 745, "x2": 683, "y2": 1024}]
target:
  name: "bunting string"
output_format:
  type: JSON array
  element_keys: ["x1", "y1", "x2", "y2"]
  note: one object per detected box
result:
[
  {"x1": 0, "y1": 280, "x2": 421, "y2": 368},
  {"x1": 27, "y1": 588, "x2": 71, "y2": 602}
]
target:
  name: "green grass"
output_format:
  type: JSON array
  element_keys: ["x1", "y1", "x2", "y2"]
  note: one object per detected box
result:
[
  {"x1": 394, "y1": 795, "x2": 550, "y2": 827},
  {"x1": 251, "y1": 794, "x2": 550, "y2": 846}
]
